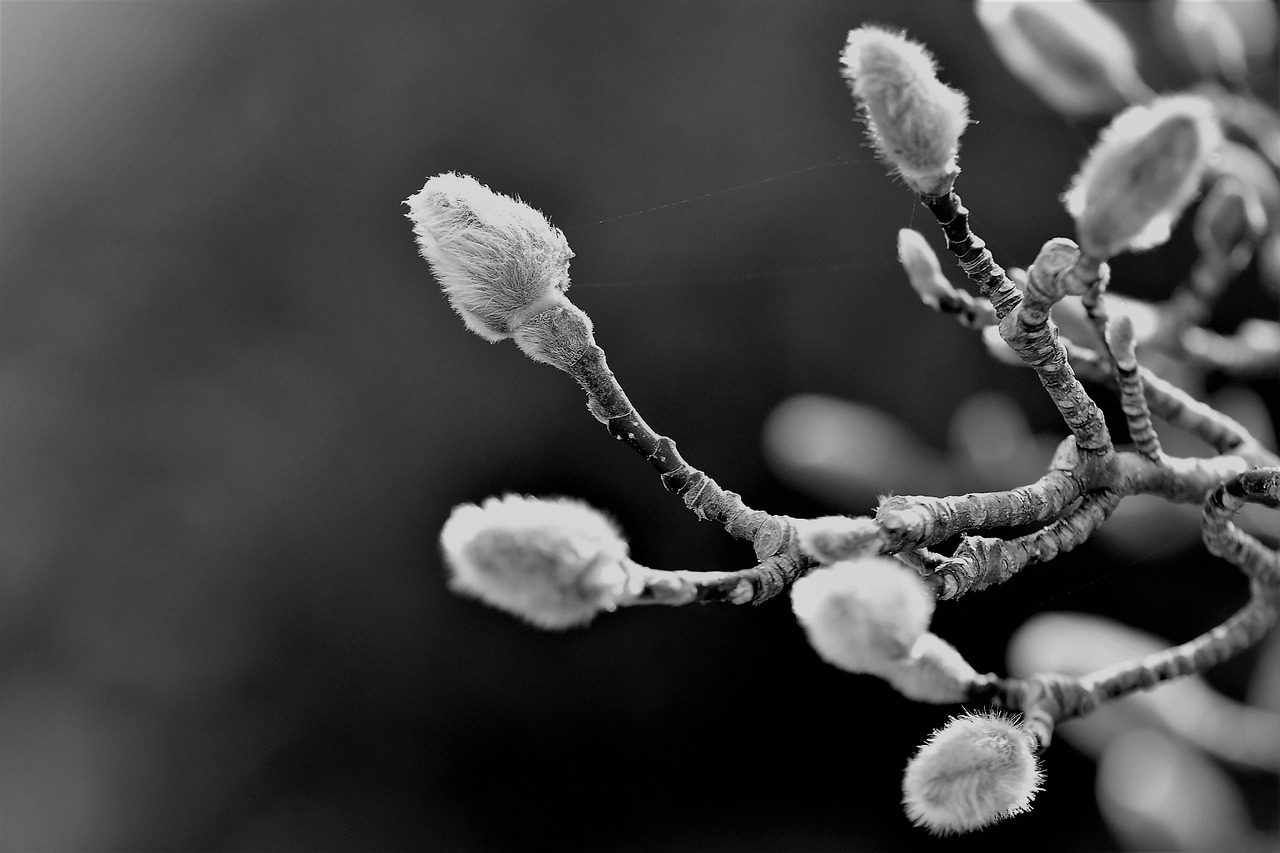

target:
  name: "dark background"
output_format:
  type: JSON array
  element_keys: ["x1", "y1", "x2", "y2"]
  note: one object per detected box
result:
[{"x1": 1, "y1": 1, "x2": 1276, "y2": 850}]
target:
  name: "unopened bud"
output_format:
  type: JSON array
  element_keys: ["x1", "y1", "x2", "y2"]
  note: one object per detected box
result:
[
  {"x1": 1064, "y1": 95, "x2": 1222, "y2": 259},
  {"x1": 790, "y1": 557, "x2": 934, "y2": 674},
  {"x1": 1163, "y1": 0, "x2": 1249, "y2": 85},
  {"x1": 878, "y1": 632, "x2": 982, "y2": 704},
  {"x1": 1260, "y1": 230, "x2": 1280, "y2": 298},
  {"x1": 840, "y1": 27, "x2": 969, "y2": 196},
  {"x1": 897, "y1": 228, "x2": 957, "y2": 308},
  {"x1": 440, "y1": 494, "x2": 633, "y2": 629},
  {"x1": 406, "y1": 172, "x2": 574, "y2": 342},
  {"x1": 1108, "y1": 314, "x2": 1138, "y2": 369},
  {"x1": 1194, "y1": 176, "x2": 1268, "y2": 265},
  {"x1": 795, "y1": 515, "x2": 883, "y2": 564},
  {"x1": 902, "y1": 711, "x2": 1043, "y2": 835},
  {"x1": 976, "y1": 0, "x2": 1152, "y2": 117}
]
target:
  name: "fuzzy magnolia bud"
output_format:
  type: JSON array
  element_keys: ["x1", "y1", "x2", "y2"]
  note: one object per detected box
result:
[
  {"x1": 976, "y1": 0, "x2": 1151, "y2": 117},
  {"x1": 439, "y1": 494, "x2": 633, "y2": 630},
  {"x1": 902, "y1": 711, "x2": 1043, "y2": 835},
  {"x1": 897, "y1": 228, "x2": 957, "y2": 308},
  {"x1": 878, "y1": 632, "x2": 983, "y2": 704},
  {"x1": 406, "y1": 172, "x2": 574, "y2": 342},
  {"x1": 790, "y1": 557, "x2": 935, "y2": 674},
  {"x1": 1064, "y1": 95, "x2": 1222, "y2": 260},
  {"x1": 840, "y1": 27, "x2": 969, "y2": 196},
  {"x1": 795, "y1": 515, "x2": 882, "y2": 564}
]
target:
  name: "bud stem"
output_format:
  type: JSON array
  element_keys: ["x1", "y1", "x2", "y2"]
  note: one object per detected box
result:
[
  {"x1": 978, "y1": 469, "x2": 1279, "y2": 751},
  {"x1": 562, "y1": 335, "x2": 818, "y2": 598}
]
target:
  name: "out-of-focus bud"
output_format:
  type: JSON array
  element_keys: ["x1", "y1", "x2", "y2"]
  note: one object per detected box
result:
[
  {"x1": 1213, "y1": 141, "x2": 1280, "y2": 222},
  {"x1": 897, "y1": 228, "x2": 954, "y2": 308},
  {"x1": 902, "y1": 711, "x2": 1043, "y2": 835},
  {"x1": 1194, "y1": 176, "x2": 1268, "y2": 266},
  {"x1": 981, "y1": 324, "x2": 1023, "y2": 366},
  {"x1": 790, "y1": 557, "x2": 935, "y2": 674},
  {"x1": 1217, "y1": 0, "x2": 1280, "y2": 59},
  {"x1": 1164, "y1": 0, "x2": 1250, "y2": 85},
  {"x1": 1064, "y1": 95, "x2": 1222, "y2": 260},
  {"x1": 763, "y1": 394, "x2": 957, "y2": 506},
  {"x1": 877, "y1": 632, "x2": 982, "y2": 703},
  {"x1": 439, "y1": 494, "x2": 634, "y2": 629},
  {"x1": 1007, "y1": 612, "x2": 1280, "y2": 770},
  {"x1": 840, "y1": 26, "x2": 970, "y2": 196},
  {"x1": 1052, "y1": 292, "x2": 1161, "y2": 348},
  {"x1": 975, "y1": 0, "x2": 1152, "y2": 117},
  {"x1": 1260, "y1": 230, "x2": 1280, "y2": 298},
  {"x1": 406, "y1": 172, "x2": 574, "y2": 342},
  {"x1": 1157, "y1": 0, "x2": 1278, "y2": 85},
  {"x1": 1097, "y1": 729, "x2": 1257, "y2": 852}
]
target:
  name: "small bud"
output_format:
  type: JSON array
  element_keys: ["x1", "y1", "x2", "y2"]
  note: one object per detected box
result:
[
  {"x1": 439, "y1": 494, "x2": 633, "y2": 630},
  {"x1": 840, "y1": 27, "x2": 969, "y2": 196},
  {"x1": 976, "y1": 0, "x2": 1151, "y2": 117},
  {"x1": 981, "y1": 324, "x2": 1023, "y2": 366},
  {"x1": 1107, "y1": 313, "x2": 1138, "y2": 368},
  {"x1": 406, "y1": 172, "x2": 574, "y2": 342},
  {"x1": 795, "y1": 515, "x2": 883, "y2": 564},
  {"x1": 1215, "y1": 0, "x2": 1279, "y2": 60},
  {"x1": 1194, "y1": 176, "x2": 1268, "y2": 265},
  {"x1": 897, "y1": 228, "x2": 958, "y2": 308},
  {"x1": 1163, "y1": 0, "x2": 1249, "y2": 85},
  {"x1": 1064, "y1": 95, "x2": 1222, "y2": 260},
  {"x1": 902, "y1": 711, "x2": 1043, "y2": 835},
  {"x1": 878, "y1": 632, "x2": 982, "y2": 704},
  {"x1": 790, "y1": 557, "x2": 935, "y2": 674}
]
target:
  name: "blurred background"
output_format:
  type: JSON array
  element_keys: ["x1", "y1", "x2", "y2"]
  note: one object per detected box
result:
[{"x1": 1, "y1": 1, "x2": 1276, "y2": 850}]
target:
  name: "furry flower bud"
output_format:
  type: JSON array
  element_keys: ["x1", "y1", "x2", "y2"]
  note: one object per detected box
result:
[
  {"x1": 840, "y1": 27, "x2": 969, "y2": 196},
  {"x1": 902, "y1": 711, "x2": 1043, "y2": 835},
  {"x1": 1064, "y1": 95, "x2": 1222, "y2": 259},
  {"x1": 790, "y1": 557, "x2": 934, "y2": 674},
  {"x1": 406, "y1": 172, "x2": 574, "y2": 342},
  {"x1": 878, "y1": 632, "x2": 983, "y2": 704},
  {"x1": 795, "y1": 515, "x2": 882, "y2": 564},
  {"x1": 439, "y1": 494, "x2": 633, "y2": 630},
  {"x1": 976, "y1": 0, "x2": 1151, "y2": 117}
]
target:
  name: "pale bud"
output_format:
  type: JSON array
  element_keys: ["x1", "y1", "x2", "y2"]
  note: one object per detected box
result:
[
  {"x1": 406, "y1": 172, "x2": 574, "y2": 342},
  {"x1": 840, "y1": 27, "x2": 970, "y2": 196},
  {"x1": 790, "y1": 557, "x2": 934, "y2": 674},
  {"x1": 439, "y1": 494, "x2": 633, "y2": 630},
  {"x1": 1064, "y1": 95, "x2": 1222, "y2": 259},
  {"x1": 1163, "y1": 0, "x2": 1250, "y2": 85},
  {"x1": 902, "y1": 711, "x2": 1043, "y2": 835},
  {"x1": 1194, "y1": 176, "x2": 1268, "y2": 265},
  {"x1": 878, "y1": 632, "x2": 982, "y2": 704},
  {"x1": 897, "y1": 228, "x2": 956, "y2": 308},
  {"x1": 795, "y1": 515, "x2": 882, "y2": 564},
  {"x1": 976, "y1": 0, "x2": 1151, "y2": 117}
]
